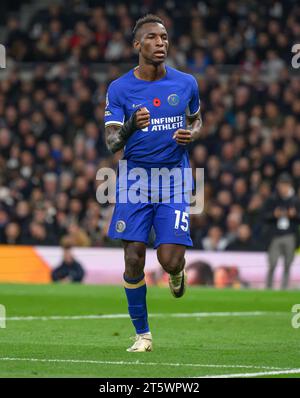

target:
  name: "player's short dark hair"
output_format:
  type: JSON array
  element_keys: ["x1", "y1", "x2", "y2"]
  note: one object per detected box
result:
[{"x1": 133, "y1": 14, "x2": 165, "y2": 40}]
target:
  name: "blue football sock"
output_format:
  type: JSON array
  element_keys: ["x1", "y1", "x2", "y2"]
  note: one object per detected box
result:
[{"x1": 124, "y1": 273, "x2": 150, "y2": 335}]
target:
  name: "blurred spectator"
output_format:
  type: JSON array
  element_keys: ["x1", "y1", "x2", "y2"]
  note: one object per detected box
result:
[
  {"x1": 23, "y1": 222, "x2": 56, "y2": 245},
  {"x1": 51, "y1": 238, "x2": 85, "y2": 282},
  {"x1": 201, "y1": 226, "x2": 229, "y2": 251},
  {"x1": 186, "y1": 261, "x2": 214, "y2": 286},
  {"x1": 214, "y1": 266, "x2": 249, "y2": 288},
  {"x1": 226, "y1": 224, "x2": 262, "y2": 251},
  {"x1": 263, "y1": 173, "x2": 300, "y2": 289},
  {"x1": 2, "y1": 222, "x2": 21, "y2": 244},
  {"x1": 0, "y1": 209, "x2": 9, "y2": 242},
  {"x1": 64, "y1": 222, "x2": 91, "y2": 247}
]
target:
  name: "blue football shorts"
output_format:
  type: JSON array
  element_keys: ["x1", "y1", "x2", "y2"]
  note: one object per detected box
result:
[{"x1": 108, "y1": 167, "x2": 193, "y2": 248}]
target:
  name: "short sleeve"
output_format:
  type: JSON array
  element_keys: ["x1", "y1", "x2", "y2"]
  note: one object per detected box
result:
[
  {"x1": 104, "y1": 82, "x2": 125, "y2": 127},
  {"x1": 186, "y1": 76, "x2": 200, "y2": 117}
]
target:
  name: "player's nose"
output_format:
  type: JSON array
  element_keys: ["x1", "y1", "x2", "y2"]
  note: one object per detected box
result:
[{"x1": 155, "y1": 37, "x2": 164, "y2": 47}]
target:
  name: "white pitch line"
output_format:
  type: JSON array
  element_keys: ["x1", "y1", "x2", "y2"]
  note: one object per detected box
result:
[
  {"x1": 0, "y1": 357, "x2": 286, "y2": 371},
  {"x1": 1, "y1": 311, "x2": 285, "y2": 321},
  {"x1": 199, "y1": 368, "x2": 300, "y2": 378}
]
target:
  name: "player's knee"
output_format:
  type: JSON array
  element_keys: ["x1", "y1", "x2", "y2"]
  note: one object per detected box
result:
[
  {"x1": 159, "y1": 254, "x2": 185, "y2": 275},
  {"x1": 124, "y1": 252, "x2": 145, "y2": 279}
]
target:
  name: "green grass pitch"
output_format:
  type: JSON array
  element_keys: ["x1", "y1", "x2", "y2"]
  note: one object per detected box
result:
[{"x1": 0, "y1": 283, "x2": 300, "y2": 378}]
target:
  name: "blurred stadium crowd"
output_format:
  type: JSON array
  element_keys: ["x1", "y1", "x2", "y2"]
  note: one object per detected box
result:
[
  {"x1": 3, "y1": 0, "x2": 299, "y2": 66},
  {"x1": 0, "y1": 0, "x2": 300, "y2": 250}
]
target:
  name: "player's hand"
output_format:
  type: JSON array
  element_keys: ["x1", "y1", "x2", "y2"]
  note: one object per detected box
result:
[
  {"x1": 135, "y1": 107, "x2": 150, "y2": 129},
  {"x1": 173, "y1": 129, "x2": 192, "y2": 145}
]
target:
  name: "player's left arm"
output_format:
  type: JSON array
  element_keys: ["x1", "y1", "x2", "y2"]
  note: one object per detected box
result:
[
  {"x1": 173, "y1": 76, "x2": 202, "y2": 145},
  {"x1": 188, "y1": 110, "x2": 203, "y2": 140},
  {"x1": 172, "y1": 111, "x2": 202, "y2": 145}
]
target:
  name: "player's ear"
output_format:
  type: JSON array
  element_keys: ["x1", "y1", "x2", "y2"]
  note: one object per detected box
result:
[{"x1": 133, "y1": 39, "x2": 141, "y2": 53}]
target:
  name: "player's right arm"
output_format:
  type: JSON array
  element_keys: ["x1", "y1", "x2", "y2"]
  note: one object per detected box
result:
[
  {"x1": 105, "y1": 108, "x2": 150, "y2": 153},
  {"x1": 104, "y1": 82, "x2": 150, "y2": 153}
]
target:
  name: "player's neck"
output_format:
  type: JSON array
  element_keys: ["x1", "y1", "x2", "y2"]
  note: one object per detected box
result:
[{"x1": 134, "y1": 63, "x2": 166, "y2": 81}]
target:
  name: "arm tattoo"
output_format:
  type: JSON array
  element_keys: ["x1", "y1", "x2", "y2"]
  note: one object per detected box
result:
[
  {"x1": 186, "y1": 111, "x2": 202, "y2": 129},
  {"x1": 105, "y1": 111, "x2": 137, "y2": 153},
  {"x1": 186, "y1": 111, "x2": 203, "y2": 141}
]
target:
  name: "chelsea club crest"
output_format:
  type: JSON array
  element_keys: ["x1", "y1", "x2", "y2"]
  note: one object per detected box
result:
[
  {"x1": 168, "y1": 94, "x2": 180, "y2": 106},
  {"x1": 116, "y1": 220, "x2": 126, "y2": 233}
]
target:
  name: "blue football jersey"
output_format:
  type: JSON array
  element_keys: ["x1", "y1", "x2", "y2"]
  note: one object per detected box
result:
[{"x1": 104, "y1": 65, "x2": 200, "y2": 168}]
